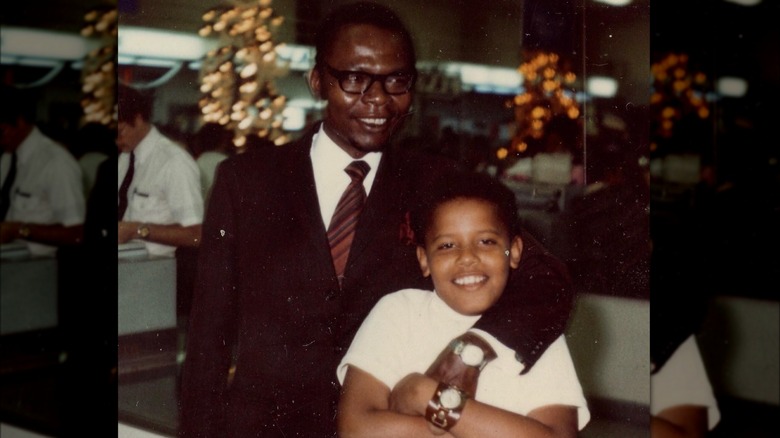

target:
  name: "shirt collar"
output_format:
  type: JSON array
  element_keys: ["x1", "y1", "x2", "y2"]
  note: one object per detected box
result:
[
  {"x1": 130, "y1": 125, "x2": 161, "y2": 164},
  {"x1": 431, "y1": 290, "x2": 482, "y2": 324},
  {"x1": 15, "y1": 126, "x2": 45, "y2": 164},
  {"x1": 310, "y1": 124, "x2": 382, "y2": 186}
]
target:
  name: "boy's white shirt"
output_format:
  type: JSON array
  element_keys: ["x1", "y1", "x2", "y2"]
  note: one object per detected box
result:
[{"x1": 337, "y1": 288, "x2": 591, "y2": 430}]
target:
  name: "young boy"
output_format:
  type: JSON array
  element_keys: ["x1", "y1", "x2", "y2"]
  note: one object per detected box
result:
[{"x1": 337, "y1": 171, "x2": 590, "y2": 437}]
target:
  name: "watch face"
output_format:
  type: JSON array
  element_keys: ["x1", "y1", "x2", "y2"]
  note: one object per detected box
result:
[
  {"x1": 461, "y1": 344, "x2": 485, "y2": 367},
  {"x1": 439, "y1": 387, "x2": 462, "y2": 409}
]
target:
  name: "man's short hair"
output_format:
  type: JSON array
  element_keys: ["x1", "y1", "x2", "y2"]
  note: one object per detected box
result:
[
  {"x1": 314, "y1": 1, "x2": 417, "y2": 74},
  {"x1": 118, "y1": 85, "x2": 153, "y2": 123},
  {"x1": 0, "y1": 86, "x2": 37, "y2": 125}
]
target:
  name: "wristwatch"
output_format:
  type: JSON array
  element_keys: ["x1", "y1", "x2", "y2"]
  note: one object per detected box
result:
[
  {"x1": 18, "y1": 224, "x2": 31, "y2": 238},
  {"x1": 424, "y1": 332, "x2": 499, "y2": 399},
  {"x1": 450, "y1": 332, "x2": 498, "y2": 371},
  {"x1": 136, "y1": 224, "x2": 150, "y2": 239},
  {"x1": 426, "y1": 382, "x2": 468, "y2": 430}
]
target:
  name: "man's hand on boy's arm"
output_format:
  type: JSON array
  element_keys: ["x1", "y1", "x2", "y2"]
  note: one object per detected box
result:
[{"x1": 423, "y1": 332, "x2": 497, "y2": 397}]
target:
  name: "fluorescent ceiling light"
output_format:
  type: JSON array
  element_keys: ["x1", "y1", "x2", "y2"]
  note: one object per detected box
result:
[
  {"x1": 135, "y1": 58, "x2": 181, "y2": 68},
  {"x1": 717, "y1": 76, "x2": 748, "y2": 97},
  {"x1": 438, "y1": 62, "x2": 522, "y2": 94},
  {"x1": 723, "y1": 0, "x2": 761, "y2": 6},
  {"x1": 1, "y1": 27, "x2": 97, "y2": 60},
  {"x1": 587, "y1": 76, "x2": 618, "y2": 98},
  {"x1": 592, "y1": 0, "x2": 633, "y2": 6},
  {"x1": 118, "y1": 28, "x2": 313, "y2": 70},
  {"x1": 119, "y1": 27, "x2": 217, "y2": 60},
  {"x1": 118, "y1": 55, "x2": 181, "y2": 68}
]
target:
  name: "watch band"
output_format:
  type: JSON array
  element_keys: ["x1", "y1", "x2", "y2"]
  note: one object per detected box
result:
[
  {"x1": 450, "y1": 332, "x2": 498, "y2": 370},
  {"x1": 426, "y1": 382, "x2": 468, "y2": 430}
]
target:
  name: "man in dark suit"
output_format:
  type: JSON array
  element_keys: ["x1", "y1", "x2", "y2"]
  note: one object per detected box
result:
[{"x1": 180, "y1": 2, "x2": 573, "y2": 437}]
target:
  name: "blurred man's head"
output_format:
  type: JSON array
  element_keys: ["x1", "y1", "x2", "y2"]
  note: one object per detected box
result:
[
  {"x1": 0, "y1": 86, "x2": 36, "y2": 153},
  {"x1": 117, "y1": 85, "x2": 153, "y2": 153}
]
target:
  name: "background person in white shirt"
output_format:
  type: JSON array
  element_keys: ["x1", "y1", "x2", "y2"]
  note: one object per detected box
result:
[
  {"x1": 651, "y1": 334, "x2": 721, "y2": 437},
  {"x1": 0, "y1": 86, "x2": 85, "y2": 256},
  {"x1": 116, "y1": 85, "x2": 203, "y2": 257}
]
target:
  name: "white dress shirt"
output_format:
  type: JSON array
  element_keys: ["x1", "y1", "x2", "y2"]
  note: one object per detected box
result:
[
  {"x1": 1, "y1": 126, "x2": 85, "y2": 256},
  {"x1": 118, "y1": 126, "x2": 203, "y2": 257},
  {"x1": 309, "y1": 125, "x2": 382, "y2": 229},
  {"x1": 338, "y1": 289, "x2": 591, "y2": 430}
]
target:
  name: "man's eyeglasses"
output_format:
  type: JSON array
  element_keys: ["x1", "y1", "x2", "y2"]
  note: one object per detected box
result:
[{"x1": 324, "y1": 64, "x2": 415, "y2": 95}]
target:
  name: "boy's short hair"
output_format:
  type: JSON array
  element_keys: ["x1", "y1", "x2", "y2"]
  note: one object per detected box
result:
[
  {"x1": 314, "y1": 1, "x2": 417, "y2": 73},
  {"x1": 410, "y1": 171, "x2": 521, "y2": 245},
  {"x1": 118, "y1": 85, "x2": 153, "y2": 123}
]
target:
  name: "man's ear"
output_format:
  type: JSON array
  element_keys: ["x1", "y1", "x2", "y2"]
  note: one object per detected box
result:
[
  {"x1": 509, "y1": 235, "x2": 523, "y2": 269},
  {"x1": 307, "y1": 68, "x2": 324, "y2": 100},
  {"x1": 129, "y1": 113, "x2": 144, "y2": 129},
  {"x1": 416, "y1": 246, "x2": 431, "y2": 277}
]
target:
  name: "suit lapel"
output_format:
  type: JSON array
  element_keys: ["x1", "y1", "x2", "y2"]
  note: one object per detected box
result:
[
  {"x1": 283, "y1": 132, "x2": 336, "y2": 273},
  {"x1": 346, "y1": 150, "x2": 409, "y2": 273}
]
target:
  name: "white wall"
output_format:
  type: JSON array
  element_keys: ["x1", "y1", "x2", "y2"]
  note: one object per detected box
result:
[
  {"x1": 566, "y1": 294, "x2": 651, "y2": 404},
  {"x1": 698, "y1": 296, "x2": 780, "y2": 405},
  {"x1": 565, "y1": 293, "x2": 780, "y2": 407}
]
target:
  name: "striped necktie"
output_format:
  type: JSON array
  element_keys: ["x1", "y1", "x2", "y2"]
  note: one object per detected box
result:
[
  {"x1": 327, "y1": 160, "x2": 370, "y2": 287},
  {"x1": 117, "y1": 151, "x2": 134, "y2": 221}
]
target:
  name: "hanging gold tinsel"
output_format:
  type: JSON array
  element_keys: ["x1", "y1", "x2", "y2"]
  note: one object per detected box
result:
[
  {"x1": 80, "y1": 5, "x2": 117, "y2": 127},
  {"x1": 505, "y1": 50, "x2": 580, "y2": 156},
  {"x1": 198, "y1": 0, "x2": 290, "y2": 150},
  {"x1": 650, "y1": 52, "x2": 712, "y2": 152}
]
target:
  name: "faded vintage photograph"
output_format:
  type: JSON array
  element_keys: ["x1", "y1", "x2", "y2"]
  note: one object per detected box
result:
[{"x1": 1, "y1": 1, "x2": 777, "y2": 437}]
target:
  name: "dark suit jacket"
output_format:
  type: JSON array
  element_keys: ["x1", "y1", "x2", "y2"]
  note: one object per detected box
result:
[{"x1": 179, "y1": 125, "x2": 573, "y2": 437}]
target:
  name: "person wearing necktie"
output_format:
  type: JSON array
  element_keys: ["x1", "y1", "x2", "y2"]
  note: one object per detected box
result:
[
  {"x1": 116, "y1": 85, "x2": 203, "y2": 258},
  {"x1": 180, "y1": 3, "x2": 574, "y2": 436},
  {"x1": 0, "y1": 86, "x2": 85, "y2": 255}
]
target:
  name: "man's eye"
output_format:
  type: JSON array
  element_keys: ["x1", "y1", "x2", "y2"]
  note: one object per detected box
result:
[
  {"x1": 386, "y1": 75, "x2": 408, "y2": 85},
  {"x1": 344, "y1": 73, "x2": 366, "y2": 84}
]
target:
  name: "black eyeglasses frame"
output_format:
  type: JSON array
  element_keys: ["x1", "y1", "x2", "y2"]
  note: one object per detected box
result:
[{"x1": 323, "y1": 64, "x2": 416, "y2": 96}]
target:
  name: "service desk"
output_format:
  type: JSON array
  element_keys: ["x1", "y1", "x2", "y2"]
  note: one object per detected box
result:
[
  {"x1": 0, "y1": 243, "x2": 58, "y2": 335},
  {"x1": 118, "y1": 243, "x2": 178, "y2": 377}
]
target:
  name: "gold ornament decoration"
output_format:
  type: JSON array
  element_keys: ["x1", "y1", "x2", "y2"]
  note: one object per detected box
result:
[
  {"x1": 199, "y1": 0, "x2": 291, "y2": 150},
  {"x1": 650, "y1": 52, "x2": 713, "y2": 153},
  {"x1": 80, "y1": 5, "x2": 117, "y2": 127},
  {"x1": 507, "y1": 50, "x2": 580, "y2": 156}
]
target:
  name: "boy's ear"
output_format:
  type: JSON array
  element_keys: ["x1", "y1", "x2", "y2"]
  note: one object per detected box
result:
[
  {"x1": 509, "y1": 235, "x2": 523, "y2": 269},
  {"x1": 416, "y1": 246, "x2": 431, "y2": 277}
]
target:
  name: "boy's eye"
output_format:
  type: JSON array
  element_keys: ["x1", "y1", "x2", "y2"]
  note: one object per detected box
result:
[{"x1": 437, "y1": 242, "x2": 455, "y2": 250}]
